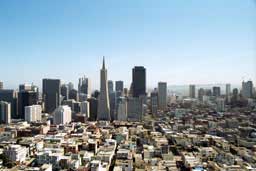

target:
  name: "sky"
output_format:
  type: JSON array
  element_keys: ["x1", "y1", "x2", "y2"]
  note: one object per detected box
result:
[{"x1": 0, "y1": 0, "x2": 255, "y2": 90}]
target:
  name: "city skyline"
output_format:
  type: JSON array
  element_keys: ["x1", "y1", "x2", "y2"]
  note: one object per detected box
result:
[{"x1": 0, "y1": 0, "x2": 256, "y2": 89}]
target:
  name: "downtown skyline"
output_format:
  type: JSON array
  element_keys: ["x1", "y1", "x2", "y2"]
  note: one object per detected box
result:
[{"x1": 0, "y1": 0, "x2": 255, "y2": 89}]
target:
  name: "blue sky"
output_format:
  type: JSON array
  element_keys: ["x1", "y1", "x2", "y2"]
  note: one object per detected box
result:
[{"x1": 0, "y1": 0, "x2": 255, "y2": 90}]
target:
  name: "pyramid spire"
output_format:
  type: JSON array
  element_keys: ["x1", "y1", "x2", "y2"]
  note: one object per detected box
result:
[{"x1": 102, "y1": 56, "x2": 105, "y2": 70}]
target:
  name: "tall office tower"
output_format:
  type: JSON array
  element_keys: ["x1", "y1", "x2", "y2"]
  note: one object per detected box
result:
[
  {"x1": 116, "y1": 97, "x2": 127, "y2": 121},
  {"x1": 18, "y1": 91, "x2": 37, "y2": 119},
  {"x1": 216, "y1": 98, "x2": 225, "y2": 112},
  {"x1": 42, "y1": 79, "x2": 61, "y2": 113},
  {"x1": 88, "y1": 97, "x2": 98, "y2": 121},
  {"x1": 127, "y1": 97, "x2": 143, "y2": 122},
  {"x1": 232, "y1": 88, "x2": 239, "y2": 102},
  {"x1": 24, "y1": 105, "x2": 42, "y2": 122},
  {"x1": 61, "y1": 84, "x2": 69, "y2": 100},
  {"x1": 242, "y1": 80, "x2": 253, "y2": 98},
  {"x1": 213, "y1": 86, "x2": 221, "y2": 97},
  {"x1": 115, "y1": 80, "x2": 124, "y2": 98},
  {"x1": 226, "y1": 84, "x2": 231, "y2": 96},
  {"x1": 78, "y1": 76, "x2": 91, "y2": 96},
  {"x1": 0, "y1": 101, "x2": 11, "y2": 124},
  {"x1": 19, "y1": 83, "x2": 32, "y2": 91},
  {"x1": 97, "y1": 57, "x2": 111, "y2": 121},
  {"x1": 19, "y1": 84, "x2": 39, "y2": 102},
  {"x1": 108, "y1": 80, "x2": 114, "y2": 93},
  {"x1": 68, "y1": 82, "x2": 74, "y2": 92},
  {"x1": 80, "y1": 101, "x2": 90, "y2": 118},
  {"x1": 150, "y1": 90, "x2": 158, "y2": 115},
  {"x1": 69, "y1": 89, "x2": 78, "y2": 101},
  {"x1": 132, "y1": 66, "x2": 146, "y2": 97},
  {"x1": 226, "y1": 83, "x2": 231, "y2": 103},
  {"x1": 198, "y1": 88, "x2": 205, "y2": 101},
  {"x1": 109, "y1": 92, "x2": 116, "y2": 120},
  {"x1": 53, "y1": 105, "x2": 71, "y2": 125},
  {"x1": 205, "y1": 89, "x2": 212, "y2": 96},
  {"x1": 115, "y1": 81, "x2": 124, "y2": 92},
  {"x1": 0, "y1": 90, "x2": 17, "y2": 118},
  {"x1": 0, "y1": 82, "x2": 3, "y2": 89},
  {"x1": 158, "y1": 82, "x2": 167, "y2": 111},
  {"x1": 189, "y1": 85, "x2": 196, "y2": 98}
]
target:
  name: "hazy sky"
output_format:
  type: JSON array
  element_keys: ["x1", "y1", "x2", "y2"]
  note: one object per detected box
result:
[{"x1": 0, "y1": 0, "x2": 255, "y2": 90}]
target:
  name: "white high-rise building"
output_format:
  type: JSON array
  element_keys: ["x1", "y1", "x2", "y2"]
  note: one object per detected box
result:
[
  {"x1": 97, "y1": 57, "x2": 111, "y2": 121},
  {"x1": 53, "y1": 105, "x2": 72, "y2": 125},
  {"x1": 25, "y1": 105, "x2": 42, "y2": 122},
  {"x1": 0, "y1": 101, "x2": 11, "y2": 124},
  {"x1": 116, "y1": 97, "x2": 127, "y2": 121},
  {"x1": 158, "y1": 82, "x2": 167, "y2": 111},
  {"x1": 4, "y1": 144, "x2": 27, "y2": 162},
  {"x1": 80, "y1": 101, "x2": 90, "y2": 118}
]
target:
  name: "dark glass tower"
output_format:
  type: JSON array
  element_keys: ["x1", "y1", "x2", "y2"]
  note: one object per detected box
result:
[
  {"x1": 18, "y1": 91, "x2": 37, "y2": 119},
  {"x1": 0, "y1": 90, "x2": 17, "y2": 118},
  {"x1": 43, "y1": 79, "x2": 61, "y2": 113},
  {"x1": 213, "y1": 86, "x2": 221, "y2": 97},
  {"x1": 132, "y1": 66, "x2": 146, "y2": 97}
]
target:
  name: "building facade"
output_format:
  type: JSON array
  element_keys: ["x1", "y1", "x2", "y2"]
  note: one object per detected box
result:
[
  {"x1": 0, "y1": 101, "x2": 11, "y2": 124},
  {"x1": 158, "y1": 82, "x2": 167, "y2": 111},
  {"x1": 25, "y1": 105, "x2": 42, "y2": 122},
  {"x1": 97, "y1": 57, "x2": 111, "y2": 121},
  {"x1": 53, "y1": 105, "x2": 72, "y2": 125},
  {"x1": 43, "y1": 79, "x2": 61, "y2": 113},
  {"x1": 132, "y1": 66, "x2": 146, "y2": 97}
]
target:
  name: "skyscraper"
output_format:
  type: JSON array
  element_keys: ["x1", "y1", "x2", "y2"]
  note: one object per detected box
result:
[
  {"x1": 226, "y1": 83, "x2": 231, "y2": 103},
  {"x1": 127, "y1": 97, "x2": 143, "y2": 122},
  {"x1": 80, "y1": 101, "x2": 90, "y2": 118},
  {"x1": 42, "y1": 79, "x2": 61, "y2": 113},
  {"x1": 18, "y1": 91, "x2": 38, "y2": 119},
  {"x1": 108, "y1": 80, "x2": 114, "y2": 93},
  {"x1": 132, "y1": 66, "x2": 146, "y2": 97},
  {"x1": 88, "y1": 97, "x2": 97, "y2": 121},
  {"x1": 61, "y1": 84, "x2": 69, "y2": 100},
  {"x1": 116, "y1": 97, "x2": 127, "y2": 121},
  {"x1": 97, "y1": 57, "x2": 111, "y2": 121},
  {"x1": 189, "y1": 85, "x2": 196, "y2": 98},
  {"x1": 115, "y1": 81, "x2": 124, "y2": 92},
  {"x1": 198, "y1": 88, "x2": 205, "y2": 101},
  {"x1": 78, "y1": 76, "x2": 91, "y2": 96},
  {"x1": 158, "y1": 82, "x2": 167, "y2": 111},
  {"x1": 213, "y1": 86, "x2": 221, "y2": 97},
  {"x1": 150, "y1": 90, "x2": 158, "y2": 115},
  {"x1": 226, "y1": 84, "x2": 231, "y2": 96},
  {"x1": 19, "y1": 83, "x2": 32, "y2": 92},
  {"x1": 242, "y1": 80, "x2": 253, "y2": 98},
  {"x1": 0, "y1": 90, "x2": 17, "y2": 118},
  {"x1": 0, "y1": 101, "x2": 11, "y2": 124},
  {"x1": 69, "y1": 89, "x2": 78, "y2": 101}
]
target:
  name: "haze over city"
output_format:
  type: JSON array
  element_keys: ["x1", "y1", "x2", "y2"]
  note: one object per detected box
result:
[{"x1": 0, "y1": 0, "x2": 255, "y2": 89}]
